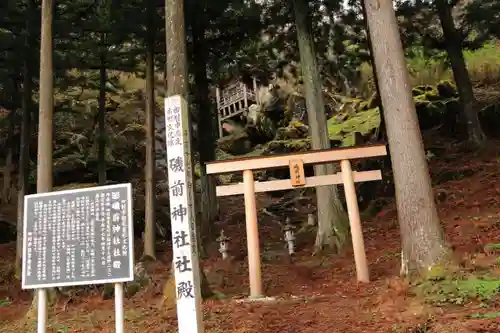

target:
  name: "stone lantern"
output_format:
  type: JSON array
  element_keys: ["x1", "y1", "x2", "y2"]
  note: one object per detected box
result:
[
  {"x1": 216, "y1": 229, "x2": 230, "y2": 260},
  {"x1": 283, "y1": 217, "x2": 296, "y2": 255}
]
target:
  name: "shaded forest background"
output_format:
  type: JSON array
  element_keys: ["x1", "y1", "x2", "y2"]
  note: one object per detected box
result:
[{"x1": 0, "y1": 0, "x2": 499, "y2": 331}]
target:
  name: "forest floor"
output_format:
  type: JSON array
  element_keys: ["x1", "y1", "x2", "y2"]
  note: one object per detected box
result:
[{"x1": 0, "y1": 141, "x2": 499, "y2": 333}]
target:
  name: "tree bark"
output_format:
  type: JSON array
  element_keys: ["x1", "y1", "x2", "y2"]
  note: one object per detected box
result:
[
  {"x1": 37, "y1": 0, "x2": 54, "y2": 196},
  {"x1": 191, "y1": 3, "x2": 218, "y2": 248},
  {"x1": 3, "y1": 107, "x2": 15, "y2": 203},
  {"x1": 28, "y1": 0, "x2": 57, "y2": 318},
  {"x1": 361, "y1": 0, "x2": 386, "y2": 141},
  {"x1": 98, "y1": 50, "x2": 107, "y2": 185},
  {"x1": 435, "y1": 0, "x2": 486, "y2": 146},
  {"x1": 165, "y1": 0, "x2": 212, "y2": 298},
  {"x1": 292, "y1": 0, "x2": 349, "y2": 253},
  {"x1": 16, "y1": 0, "x2": 36, "y2": 280},
  {"x1": 363, "y1": 0, "x2": 451, "y2": 275},
  {"x1": 143, "y1": 0, "x2": 156, "y2": 260}
]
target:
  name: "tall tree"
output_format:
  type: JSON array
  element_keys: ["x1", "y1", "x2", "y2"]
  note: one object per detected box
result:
[
  {"x1": 95, "y1": 1, "x2": 113, "y2": 186},
  {"x1": 360, "y1": 0, "x2": 386, "y2": 140},
  {"x1": 16, "y1": 0, "x2": 36, "y2": 278},
  {"x1": 2, "y1": 103, "x2": 15, "y2": 203},
  {"x1": 188, "y1": 0, "x2": 218, "y2": 246},
  {"x1": 143, "y1": 0, "x2": 156, "y2": 259},
  {"x1": 28, "y1": 0, "x2": 55, "y2": 321},
  {"x1": 61, "y1": 0, "x2": 138, "y2": 185},
  {"x1": 97, "y1": 50, "x2": 107, "y2": 185},
  {"x1": 397, "y1": 0, "x2": 487, "y2": 146},
  {"x1": 37, "y1": 0, "x2": 54, "y2": 222},
  {"x1": 292, "y1": 0, "x2": 349, "y2": 253},
  {"x1": 363, "y1": 0, "x2": 450, "y2": 275},
  {"x1": 434, "y1": 0, "x2": 485, "y2": 146},
  {"x1": 465, "y1": 0, "x2": 500, "y2": 39}
]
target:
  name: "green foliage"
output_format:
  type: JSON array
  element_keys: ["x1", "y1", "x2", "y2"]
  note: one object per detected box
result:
[
  {"x1": 470, "y1": 312, "x2": 500, "y2": 319},
  {"x1": 359, "y1": 41, "x2": 500, "y2": 91},
  {"x1": 0, "y1": 297, "x2": 12, "y2": 307},
  {"x1": 415, "y1": 274, "x2": 500, "y2": 306},
  {"x1": 462, "y1": 42, "x2": 500, "y2": 86},
  {"x1": 465, "y1": 0, "x2": 500, "y2": 40},
  {"x1": 327, "y1": 107, "x2": 380, "y2": 146}
]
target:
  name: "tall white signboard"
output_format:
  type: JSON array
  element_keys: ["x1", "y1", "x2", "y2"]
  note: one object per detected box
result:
[{"x1": 164, "y1": 95, "x2": 204, "y2": 333}]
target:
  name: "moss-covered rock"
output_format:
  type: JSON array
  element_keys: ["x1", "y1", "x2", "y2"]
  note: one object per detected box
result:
[
  {"x1": 274, "y1": 120, "x2": 309, "y2": 140},
  {"x1": 217, "y1": 131, "x2": 252, "y2": 155},
  {"x1": 266, "y1": 138, "x2": 311, "y2": 153},
  {"x1": 412, "y1": 85, "x2": 435, "y2": 96},
  {"x1": 327, "y1": 108, "x2": 381, "y2": 146},
  {"x1": 436, "y1": 80, "x2": 457, "y2": 98}
]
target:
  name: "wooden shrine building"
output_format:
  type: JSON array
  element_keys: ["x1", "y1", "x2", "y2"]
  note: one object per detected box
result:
[{"x1": 216, "y1": 78, "x2": 259, "y2": 138}]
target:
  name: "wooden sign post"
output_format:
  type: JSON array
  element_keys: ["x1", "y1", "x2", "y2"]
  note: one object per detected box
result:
[{"x1": 165, "y1": 95, "x2": 204, "y2": 333}]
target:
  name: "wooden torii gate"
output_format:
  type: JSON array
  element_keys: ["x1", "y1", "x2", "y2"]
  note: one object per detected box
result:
[{"x1": 206, "y1": 144, "x2": 388, "y2": 298}]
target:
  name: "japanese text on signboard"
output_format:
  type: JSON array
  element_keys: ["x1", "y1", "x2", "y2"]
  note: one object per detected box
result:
[{"x1": 22, "y1": 184, "x2": 134, "y2": 289}]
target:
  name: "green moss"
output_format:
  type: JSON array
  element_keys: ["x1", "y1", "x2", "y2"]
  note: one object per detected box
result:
[
  {"x1": 215, "y1": 148, "x2": 234, "y2": 161},
  {"x1": 358, "y1": 101, "x2": 369, "y2": 111},
  {"x1": 266, "y1": 139, "x2": 311, "y2": 153},
  {"x1": 436, "y1": 80, "x2": 457, "y2": 98},
  {"x1": 327, "y1": 108, "x2": 380, "y2": 146},
  {"x1": 415, "y1": 274, "x2": 500, "y2": 306},
  {"x1": 423, "y1": 90, "x2": 442, "y2": 101},
  {"x1": 413, "y1": 85, "x2": 434, "y2": 95},
  {"x1": 291, "y1": 120, "x2": 305, "y2": 128},
  {"x1": 283, "y1": 138, "x2": 311, "y2": 151},
  {"x1": 424, "y1": 264, "x2": 448, "y2": 281},
  {"x1": 194, "y1": 164, "x2": 200, "y2": 177},
  {"x1": 217, "y1": 132, "x2": 252, "y2": 155},
  {"x1": 274, "y1": 122, "x2": 308, "y2": 140}
]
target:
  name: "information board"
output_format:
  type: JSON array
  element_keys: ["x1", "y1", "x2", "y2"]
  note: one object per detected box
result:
[
  {"x1": 165, "y1": 95, "x2": 203, "y2": 333},
  {"x1": 21, "y1": 183, "x2": 134, "y2": 289}
]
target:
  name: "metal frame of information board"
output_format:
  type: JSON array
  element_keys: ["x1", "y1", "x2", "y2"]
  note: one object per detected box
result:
[{"x1": 21, "y1": 183, "x2": 135, "y2": 290}]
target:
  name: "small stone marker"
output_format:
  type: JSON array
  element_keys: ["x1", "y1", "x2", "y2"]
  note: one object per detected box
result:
[{"x1": 165, "y1": 95, "x2": 204, "y2": 333}]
